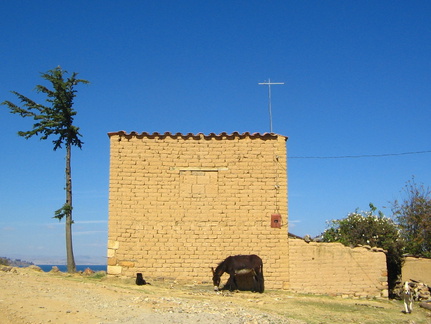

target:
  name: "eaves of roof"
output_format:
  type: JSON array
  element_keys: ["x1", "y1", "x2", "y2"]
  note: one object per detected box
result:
[{"x1": 107, "y1": 131, "x2": 288, "y2": 141}]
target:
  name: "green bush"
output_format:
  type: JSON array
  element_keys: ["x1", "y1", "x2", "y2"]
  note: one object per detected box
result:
[{"x1": 392, "y1": 177, "x2": 431, "y2": 258}]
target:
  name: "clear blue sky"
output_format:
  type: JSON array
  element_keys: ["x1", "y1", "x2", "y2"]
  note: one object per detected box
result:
[{"x1": 1, "y1": 1, "x2": 430, "y2": 265}]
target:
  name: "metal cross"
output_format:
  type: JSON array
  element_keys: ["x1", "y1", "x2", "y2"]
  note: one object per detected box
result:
[{"x1": 258, "y1": 78, "x2": 284, "y2": 133}]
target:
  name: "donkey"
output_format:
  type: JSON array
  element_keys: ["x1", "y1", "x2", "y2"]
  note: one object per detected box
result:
[{"x1": 211, "y1": 254, "x2": 264, "y2": 293}]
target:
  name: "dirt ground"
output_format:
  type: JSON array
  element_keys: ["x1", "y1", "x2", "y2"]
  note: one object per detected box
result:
[{"x1": 1, "y1": 266, "x2": 430, "y2": 324}]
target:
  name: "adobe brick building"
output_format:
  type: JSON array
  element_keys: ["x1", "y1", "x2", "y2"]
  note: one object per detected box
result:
[
  {"x1": 107, "y1": 131, "x2": 389, "y2": 297},
  {"x1": 107, "y1": 131, "x2": 290, "y2": 289}
]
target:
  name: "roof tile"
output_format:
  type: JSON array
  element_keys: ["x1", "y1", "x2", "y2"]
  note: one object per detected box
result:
[{"x1": 107, "y1": 131, "x2": 287, "y2": 140}]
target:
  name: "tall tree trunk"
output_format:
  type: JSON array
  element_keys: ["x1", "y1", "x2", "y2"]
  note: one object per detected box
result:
[{"x1": 65, "y1": 143, "x2": 76, "y2": 273}]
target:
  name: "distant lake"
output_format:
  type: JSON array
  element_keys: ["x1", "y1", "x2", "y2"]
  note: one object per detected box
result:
[{"x1": 37, "y1": 264, "x2": 107, "y2": 272}]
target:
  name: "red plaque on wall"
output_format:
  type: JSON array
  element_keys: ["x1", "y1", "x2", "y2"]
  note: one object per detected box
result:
[{"x1": 271, "y1": 214, "x2": 282, "y2": 228}]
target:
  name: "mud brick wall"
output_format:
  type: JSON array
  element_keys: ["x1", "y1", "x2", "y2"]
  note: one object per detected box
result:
[
  {"x1": 107, "y1": 132, "x2": 289, "y2": 290},
  {"x1": 402, "y1": 256, "x2": 431, "y2": 285},
  {"x1": 288, "y1": 239, "x2": 388, "y2": 298}
]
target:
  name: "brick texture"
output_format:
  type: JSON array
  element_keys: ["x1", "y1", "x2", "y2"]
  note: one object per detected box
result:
[
  {"x1": 107, "y1": 131, "x2": 388, "y2": 296},
  {"x1": 288, "y1": 239, "x2": 388, "y2": 298},
  {"x1": 402, "y1": 256, "x2": 431, "y2": 284},
  {"x1": 107, "y1": 132, "x2": 289, "y2": 289}
]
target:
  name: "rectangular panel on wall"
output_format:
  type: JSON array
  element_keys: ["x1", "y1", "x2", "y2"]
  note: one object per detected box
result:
[{"x1": 180, "y1": 170, "x2": 218, "y2": 198}]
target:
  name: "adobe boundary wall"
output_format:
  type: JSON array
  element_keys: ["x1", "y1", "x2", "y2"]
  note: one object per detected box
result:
[
  {"x1": 402, "y1": 256, "x2": 431, "y2": 285},
  {"x1": 288, "y1": 238, "x2": 388, "y2": 298}
]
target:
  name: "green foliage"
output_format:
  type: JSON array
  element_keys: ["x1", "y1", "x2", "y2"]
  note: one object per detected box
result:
[
  {"x1": 1, "y1": 66, "x2": 89, "y2": 150},
  {"x1": 392, "y1": 177, "x2": 431, "y2": 258},
  {"x1": 322, "y1": 203, "x2": 402, "y2": 249},
  {"x1": 54, "y1": 203, "x2": 73, "y2": 221}
]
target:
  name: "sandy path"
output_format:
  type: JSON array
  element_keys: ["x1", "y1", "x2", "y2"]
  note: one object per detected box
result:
[
  {"x1": 0, "y1": 267, "x2": 295, "y2": 324},
  {"x1": 0, "y1": 267, "x2": 150, "y2": 323},
  {"x1": 2, "y1": 266, "x2": 430, "y2": 323}
]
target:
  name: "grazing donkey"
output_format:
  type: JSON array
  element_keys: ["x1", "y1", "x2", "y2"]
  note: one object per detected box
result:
[{"x1": 211, "y1": 254, "x2": 264, "y2": 293}]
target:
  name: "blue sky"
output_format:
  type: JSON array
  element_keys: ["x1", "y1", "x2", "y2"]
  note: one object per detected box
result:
[{"x1": 1, "y1": 1, "x2": 430, "y2": 264}]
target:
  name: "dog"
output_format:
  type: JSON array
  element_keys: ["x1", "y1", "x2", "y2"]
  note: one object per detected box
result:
[
  {"x1": 135, "y1": 273, "x2": 150, "y2": 285},
  {"x1": 402, "y1": 281, "x2": 413, "y2": 313}
]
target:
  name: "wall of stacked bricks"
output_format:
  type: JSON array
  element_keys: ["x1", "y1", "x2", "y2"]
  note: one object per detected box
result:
[
  {"x1": 288, "y1": 239, "x2": 388, "y2": 297},
  {"x1": 107, "y1": 132, "x2": 290, "y2": 289},
  {"x1": 107, "y1": 131, "x2": 389, "y2": 295},
  {"x1": 402, "y1": 256, "x2": 431, "y2": 285}
]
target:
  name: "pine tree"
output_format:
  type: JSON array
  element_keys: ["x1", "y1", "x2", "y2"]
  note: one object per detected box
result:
[{"x1": 2, "y1": 67, "x2": 89, "y2": 273}]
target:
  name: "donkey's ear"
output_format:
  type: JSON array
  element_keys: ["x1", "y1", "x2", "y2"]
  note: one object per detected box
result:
[{"x1": 211, "y1": 267, "x2": 215, "y2": 275}]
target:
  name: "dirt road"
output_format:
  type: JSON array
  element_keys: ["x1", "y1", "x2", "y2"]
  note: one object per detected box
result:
[{"x1": 0, "y1": 266, "x2": 429, "y2": 324}]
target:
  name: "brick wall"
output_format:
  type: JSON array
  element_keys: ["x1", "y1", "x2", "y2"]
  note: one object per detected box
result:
[
  {"x1": 402, "y1": 256, "x2": 431, "y2": 284},
  {"x1": 107, "y1": 131, "x2": 389, "y2": 296},
  {"x1": 288, "y1": 238, "x2": 388, "y2": 298},
  {"x1": 107, "y1": 132, "x2": 289, "y2": 289}
]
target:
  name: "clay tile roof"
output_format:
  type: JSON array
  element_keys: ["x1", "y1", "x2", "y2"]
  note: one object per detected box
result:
[{"x1": 107, "y1": 131, "x2": 287, "y2": 140}]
